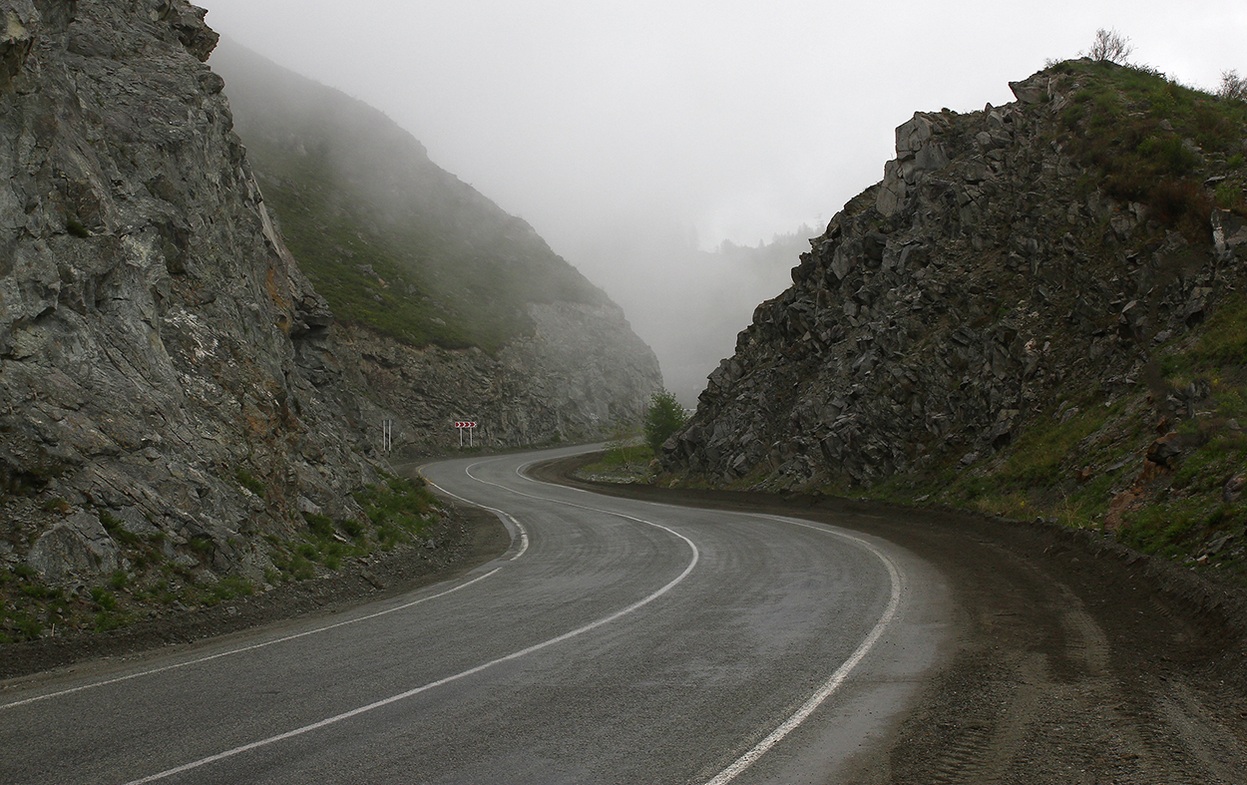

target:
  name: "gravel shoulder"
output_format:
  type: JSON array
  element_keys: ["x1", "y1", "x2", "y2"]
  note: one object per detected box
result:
[{"x1": 532, "y1": 453, "x2": 1247, "y2": 785}]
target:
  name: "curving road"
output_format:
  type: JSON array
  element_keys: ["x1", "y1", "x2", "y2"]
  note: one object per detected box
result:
[{"x1": 0, "y1": 446, "x2": 948, "y2": 784}]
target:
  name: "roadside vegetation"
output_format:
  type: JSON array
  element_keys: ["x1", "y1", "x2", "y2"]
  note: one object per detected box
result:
[
  {"x1": 0, "y1": 475, "x2": 442, "y2": 643},
  {"x1": 1052, "y1": 57, "x2": 1247, "y2": 243},
  {"x1": 575, "y1": 391, "x2": 689, "y2": 484}
]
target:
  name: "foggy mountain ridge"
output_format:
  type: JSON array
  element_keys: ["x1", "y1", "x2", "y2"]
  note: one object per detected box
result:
[
  {"x1": 209, "y1": 37, "x2": 663, "y2": 445},
  {"x1": 210, "y1": 38, "x2": 617, "y2": 354},
  {"x1": 211, "y1": 36, "x2": 804, "y2": 408}
]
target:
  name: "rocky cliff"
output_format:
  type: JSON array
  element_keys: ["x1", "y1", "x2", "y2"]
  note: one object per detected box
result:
[
  {"x1": 210, "y1": 40, "x2": 662, "y2": 451},
  {"x1": 667, "y1": 60, "x2": 1247, "y2": 570},
  {"x1": 1, "y1": 0, "x2": 661, "y2": 643},
  {"x1": 0, "y1": 0, "x2": 405, "y2": 606}
]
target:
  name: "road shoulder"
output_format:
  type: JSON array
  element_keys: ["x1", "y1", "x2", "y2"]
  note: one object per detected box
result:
[{"x1": 532, "y1": 452, "x2": 1247, "y2": 784}]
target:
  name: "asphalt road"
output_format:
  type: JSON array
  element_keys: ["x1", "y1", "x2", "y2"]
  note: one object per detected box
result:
[{"x1": 0, "y1": 446, "x2": 949, "y2": 784}]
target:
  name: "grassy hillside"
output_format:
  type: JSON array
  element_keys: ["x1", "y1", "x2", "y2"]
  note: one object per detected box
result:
[
  {"x1": 1052, "y1": 59, "x2": 1247, "y2": 237},
  {"x1": 211, "y1": 40, "x2": 608, "y2": 353},
  {"x1": 842, "y1": 60, "x2": 1247, "y2": 581}
]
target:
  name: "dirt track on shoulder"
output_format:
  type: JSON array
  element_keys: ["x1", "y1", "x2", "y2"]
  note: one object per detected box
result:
[{"x1": 533, "y1": 454, "x2": 1247, "y2": 785}]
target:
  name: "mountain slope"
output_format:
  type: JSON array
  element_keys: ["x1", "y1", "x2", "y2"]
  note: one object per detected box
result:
[
  {"x1": 666, "y1": 59, "x2": 1247, "y2": 577},
  {"x1": 210, "y1": 39, "x2": 662, "y2": 447}
]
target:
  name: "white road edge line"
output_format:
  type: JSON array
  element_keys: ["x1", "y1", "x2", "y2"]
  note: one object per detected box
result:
[
  {"x1": 700, "y1": 515, "x2": 903, "y2": 784},
  {"x1": 512, "y1": 459, "x2": 906, "y2": 784},
  {"x1": 1, "y1": 474, "x2": 530, "y2": 712},
  {"x1": 119, "y1": 487, "x2": 700, "y2": 785},
  {"x1": 419, "y1": 472, "x2": 530, "y2": 563},
  {"x1": 0, "y1": 567, "x2": 503, "y2": 712}
]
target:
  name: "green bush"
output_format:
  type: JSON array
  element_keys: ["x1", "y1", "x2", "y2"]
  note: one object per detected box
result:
[
  {"x1": 100, "y1": 511, "x2": 143, "y2": 547},
  {"x1": 89, "y1": 587, "x2": 117, "y2": 612},
  {"x1": 1050, "y1": 58, "x2": 1247, "y2": 240},
  {"x1": 209, "y1": 575, "x2": 254, "y2": 602},
  {"x1": 1137, "y1": 135, "x2": 1200, "y2": 175},
  {"x1": 644, "y1": 390, "x2": 687, "y2": 454},
  {"x1": 354, "y1": 475, "x2": 436, "y2": 538},
  {"x1": 66, "y1": 218, "x2": 90, "y2": 238}
]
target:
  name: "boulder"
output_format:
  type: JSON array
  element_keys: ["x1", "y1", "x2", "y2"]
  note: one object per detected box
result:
[
  {"x1": 27, "y1": 511, "x2": 120, "y2": 584},
  {"x1": 1146, "y1": 433, "x2": 1183, "y2": 469}
]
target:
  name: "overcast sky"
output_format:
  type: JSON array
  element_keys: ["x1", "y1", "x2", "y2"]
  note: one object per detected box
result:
[{"x1": 199, "y1": 0, "x2": 1245, "y2": 399}]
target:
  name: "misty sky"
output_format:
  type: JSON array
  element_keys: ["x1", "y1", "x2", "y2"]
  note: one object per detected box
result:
[{"x1": 199, "y1": 0, "x2": 1245, "y2": 401}]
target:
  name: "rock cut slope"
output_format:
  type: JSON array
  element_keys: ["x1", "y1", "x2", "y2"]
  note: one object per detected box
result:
[
  {"x1": 667, "y1": 60, "x2": 1247, "y2": 573},
  {"x1": 0, "y1": 0, "x2": 385, "y2": 589},
  {"x1": 0, "y1": 0, "x2": 657, "y2": 644}
]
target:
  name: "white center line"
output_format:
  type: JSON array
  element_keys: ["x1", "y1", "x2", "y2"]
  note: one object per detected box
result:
[{"x1": 121, "y1": 500, "x2": 700, "y2": 784}]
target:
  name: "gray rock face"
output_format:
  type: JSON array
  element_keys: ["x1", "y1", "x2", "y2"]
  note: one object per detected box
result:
[
  {"x1": 1, "y1": 0, "x2": 378, "y2": 583},
  {"x1": 0, "y1": 1, "x2": 661, "y2": 588},
  {"x1": 27, "y1": 510, "x2": 118, "y2": 583},
  {"x1": 666, "y1": 67, "x2": 1247, "y2": 490},
  {"x1": 343, "y1": 300, "x2": 661, "y2": 452}
]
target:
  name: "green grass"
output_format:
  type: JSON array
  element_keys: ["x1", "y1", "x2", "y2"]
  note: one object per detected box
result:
[
  {"x1": 264, "y1": 475, "x2": 441, "y2": 581},
  {"x1": 575, "y1": 434, "x2": 656, "y2": 483},
  {"x1": 1164, "y1": 295, "x2": 1247, "y2": 374},
  {"x1": 998, "y1": 407, "x2": 1111, "y2": 487},
  {"x1": 1047, "y1": 59, "x2": 1247, "y2": 240},
  {"x1": 354, "y1": 475, "x2": 437, "y2": 543},
  {"x1": 203, "y1": 575, "x2": 254, "y2": 604},
  {"x1": 251, "y1": 140, "x2": 606, "y2": 353},
  {"x1": 99, "y1": 511, "x2": 143, "y2": 548},
  {"x1": 1120, "y1": 496, "x2": 1239, "y2": 557}
]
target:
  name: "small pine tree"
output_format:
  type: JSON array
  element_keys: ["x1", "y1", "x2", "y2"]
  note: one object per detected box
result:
[{"x1": 644, "y1": 390, "x2": 687, "y2": 455}]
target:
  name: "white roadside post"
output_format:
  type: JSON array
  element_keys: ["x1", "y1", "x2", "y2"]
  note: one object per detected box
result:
[{"x1": 455, "y1": 420, "x2": 478, "y2": 448}]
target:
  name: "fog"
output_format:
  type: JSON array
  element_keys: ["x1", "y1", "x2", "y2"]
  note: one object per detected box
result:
[{"x1": 199, "y1": 0, "x2": 1245, "y2": 403}]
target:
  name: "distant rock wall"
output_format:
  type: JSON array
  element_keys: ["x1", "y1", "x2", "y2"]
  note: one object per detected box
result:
[
  {"x1": 667, "y1": 67, "x2": 1247, "y2": 489},
  {"x1": 345, "y1": 300, "x2": 661, "y2": 452},
  {"x1": 0, "y1": 0, "x2": 381, "y2": 585}
]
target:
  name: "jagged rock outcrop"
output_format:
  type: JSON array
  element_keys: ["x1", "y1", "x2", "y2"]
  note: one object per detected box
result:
[
  {"x1": 667, "y1": 62, "x2": 1247, "y2": 492},
  {"x1": 0, "y1": 0, "x2": 383, "y2": 586},
  {"x1": 210, "y1": 39, "x2": 662, "y2": 451}
]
